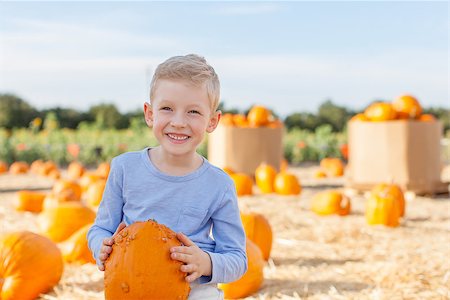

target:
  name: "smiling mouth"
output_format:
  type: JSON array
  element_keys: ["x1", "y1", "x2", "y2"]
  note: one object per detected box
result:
[{"x1": 167, "y1": 133, "x2": 190, "y2": 141}]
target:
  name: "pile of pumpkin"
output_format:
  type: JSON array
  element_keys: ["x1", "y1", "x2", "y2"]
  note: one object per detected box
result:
[
  {"x1": 221, "y1": 105, "x2": 283, "y2": 128},
  {"x1": 351, "y1": 94, "x2": 436, "y2": 122},
  {"x1": 0, "y1": 161, "x2": 110, "y2": 300}
]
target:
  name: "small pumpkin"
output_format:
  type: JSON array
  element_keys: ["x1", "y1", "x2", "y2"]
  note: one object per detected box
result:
[
  {"x1": 67, "y1": 161, "x2": 85, "y2": 180},
  {"x1": 233, "y1": 114, "x2": 248, "y2": 127},
  {"x1": 85, "y1": 180, "x2": 106, "y2": 207},
  {"x1": 59, "y1": 223, "x2": 95, "y2": 264},
  {"x1": 274, "y1": 172, "x2": 301, "y2": 195},
  {"x1": 350, "y1": 113, "x2": 368, "y2": 122},
  {"x1": 96, "y1": 162, "x2": 111, "y2": 179},
  {"x1": 39, "y1": 202, "x2": 96, "y2": 242},
  {"x1": 220, "y1": 113, "x2": 235, "y2": 126},
  {"x1": 39, "y1": 161, "x2": 58, "y2": 176},
  {"x1": 218, "y1": 239, "x2": 264, "y2": 299},
  {"x1": 247, "y1": 105, "x2": 271, "y2": 127},
  {"x1": 320, "y1": 158, "x2": 344, "y2": 177},
  {"x1": 0, "y1": 161, "x2": 8, "y2": 174},
  {"x1": 30, "y1": 159, "x2": 45, "y2": 174},
  {"x1": 15, "y1": 190, "x2": 47, "y2": 213},
  {"x1": 364, "y1": 102, "x2": 397, "y2": 121},
  {"x1": 79, "y1": 172, "x2": 102, "y2": 192},
  {"x1": 392, "y1": 94, "x2": 422, "y2": 119},
  {"x1": 240, "y1": 212, "x2": 273, "y2": 260},
  {"x1": 9, "y1": 161, "x2": 29, "y2": 174},
  {"x1": 255, "y1": 163, "x2": 277, "y2": 194},
  {"x1": 104, "y1": 220, "x2": 190, "y2": 300},
  {"x1": 371, "y1": 183, "x2": 405, "y2": 217},
  {"x1": 311, "y1": 190, "x2": 351, "y2": 216},
  {"x1": 0, "y1": 231, "x2": 63, "y2": 300},
  {"x1": 52, "y1": 179, "x2": 82, "y2": 201},
  {"x1": 230, "y1": 173, "x2": 253, "y2": 196},
  {"x1": 366, "y1": 186, "x2": 402, "y2": 227},
  {"x1": 418, "y1": 114, "x2": 436, "y2": 122}
]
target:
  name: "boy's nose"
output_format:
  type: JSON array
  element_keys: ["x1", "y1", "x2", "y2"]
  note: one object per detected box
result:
[{"x1": 170, "y1": 113, "x2": 187, "y2": 128}]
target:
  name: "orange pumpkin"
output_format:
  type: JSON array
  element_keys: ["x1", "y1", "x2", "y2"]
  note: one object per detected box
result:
[
  {"x1": 247, "y1": 105, "x2": 271, "y2": 127},
  {"x1": 85, "y1": 180, "x2": 106, "y2": 207},
  {"x1": 0, "y1": 231, "x2": 63, "y2": 300},
  {"x1": 15, "y1": 190, "x2": 47, "y2": 213},
  {"x1": 392, "y1": 94, "x2": 422, "y2": 119},
  {"x1": 230, "y1": 173, "x2": 253, "y2": 196},
  {"x1": 30, "y1": 159, "x2": 44, "y2": 174},
  {"x1": 366, "y1": 186, "x2": 402, "y2": 227},
  {"x1": 52, "y1": 179, "x2": 82, "y2": 201},
  {"x1": 9, "y1": 161, "x2": 29, "y2": 174},
  {"x1": 240, "y1": 212, "x2": 273, "y2": 260},
  {"x1": 364, "y1": 102, "x2": 397, "y2": 121},
  {"x1": 320, "y1": 158, "x2": 344, "y2": 177},
  {"x1": 418, "y1": 113, "x2": 436, "y2": 122},
  {"x1": 350, "y1": 113, "x2": 368, "y2": 122},
  {"x1": 67, "y1": 161, "x2": 85, "y2": 180},
  {"x1": 59, "y1": 223, "x2": 95, "y2": 264},
  {"x1": 274, "y1": 172, "x2": 301, "y2": 195},
  {"x1": 314, "y1": 170, "x2": 327, "y2": 179},
  {"x1": 104, "y1": 220, "x2": 190, "y2": 300},
  {"x1": 96, "y1": 162, "x2": 111, "y2": 179},
  {"x1": 311, "y1": 190, "x2": 351, "y2": 216},
  {"x1": 39, "y1": 161, "x2": 58, "y2": 176},
  {"x1": 255, "y1": 163, "x2": 277, "y2": 194},
  {"x1": 371, "y1": 183, "x2": 405, "y2": 217},
  {"x1": 222, "y1": 166, "x2": 234, "y2": 176},
  {"x1": 220, "y1": 113, "x2": 235, "y2": 126},
  {"x1": 79, "y1": 172, "x2": 102, "y2": 192},
  {"x1": 39, "y1": 202, "x2": 96, "y2": 242},
  {"x1": 233, "y1": 114, "x2": 248, "y2": 127},
  {"x1": 218, "y1": 239, "x2": 264, "y2": 299},
  {"x1": 0, "y1": 161, "x2": 8, "y2": 174}
]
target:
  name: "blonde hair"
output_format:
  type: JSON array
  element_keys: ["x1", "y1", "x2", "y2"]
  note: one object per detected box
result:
[{"x1": 149, "y1": 54, "x2": 220, "y2": 111}]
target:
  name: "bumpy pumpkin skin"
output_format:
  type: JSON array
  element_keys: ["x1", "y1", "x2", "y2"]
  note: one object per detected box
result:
[
  {"x1": 241, "y1": 212, "x2": 273, "y2": 261},
  {"x1": 104, "y1": 220, "x2": 190, "y2": 300},
  {"x1": 218, "y1": 239, "x2": 264, "y2": 299},
  {"x1": 0, "y1": 231, "x2": 64, "y2": 300}
]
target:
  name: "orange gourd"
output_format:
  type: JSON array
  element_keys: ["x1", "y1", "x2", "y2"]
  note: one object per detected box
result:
[
  {"x1": 311, "y1": 190, "x2": 351, "y2": 216},
  {"x1": 0, "y1": 231, "x2": 63, "y2": 300},
  {"x1": 15, "y1": 190, "x2": 47, "y2": 213},
  {"x1": 85, "y1": 180, "x2": 106, "y2": 207},
  {"x1": 320, "y1": 158, "x2": 344, "y2": 177},
  {"x1": 52, "y1": 179, "x2": 82, "y2": 201},
  {"x1": 230, "y1": 173, "x2": 253, "y2": 196},
  {"x1": 104, "y1": 220, "x2": 190, "y2": 300},
  {"x1": 350, "y1": 113, "x2": 368, "y2": 122},
  {"x1": 67, "y1": 161, "x2": 85, "y2": 180},
  {"x1": 79, "y1": 172, "x2": 102, "y2": 192},
  {"x1": 364, "y1": 102, "x2": 397, "y2": 121},
  {"x1": 59, "y1": 223, "x2": 95, "y2": 264},
  {"x1": 233, "y1": 114, "x2": 248, "y2": 127},
  {"x1": 30, "y1": 159, "x2": 44, "y2": 174},
  {"x1": 39, "y1": 202, "x2": 96, "y2": 242},
  {"x1": 366, "y1": 185, "x2": 402, "y2": 227},
  {"x1": 0, "y1": 161, "x2": 7, "y2": 174},
  {"x1": 255, "y1": 163, "x2": 277, "y2": 194},
  {"x1": 240, "y1": 212, "x2": 273, "y2": 260},
  {"x1": 220, "y1": 113, "x2": 235, "y2": 126},
  {"x1": 247, "y1": 105, "x2": 271, "y2": 127},
  {"x1": 371, "y1": 183, "x2": 405, "y2": 217},
  {"x1": 218, "y1": 239, "x2": 264, "y2": 299},
  {"x1": 9, "y1": 161, "x2": 29, "y2": 174},
  {"x1": 222, "y1": 166, "x2": 234, "y2": 176},
  {"x1": 418, "y1": 114, "x2": 436, "y2": 122},
  {"x1": 39, "y1": 161, "x2": 58, "y2": 176},
  {"x1": 392, "y1": 94, "x2": 422, "y2": 119},
  {"x1": 274, "y1": 172, "x2": 301, "y2": 195},
  {"x1": 96, "y1": 162, "x2": 111, "y2": 179}
]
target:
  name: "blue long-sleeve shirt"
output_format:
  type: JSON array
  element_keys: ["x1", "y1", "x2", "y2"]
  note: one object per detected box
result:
[{"x1": 87, "y1": 147, "x2": 247, "y2": 284}]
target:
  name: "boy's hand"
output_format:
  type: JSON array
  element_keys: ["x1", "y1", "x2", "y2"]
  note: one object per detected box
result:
[
  {"x1": 170, "y1": 232, "x2": 212, "y2": 283},
  {"x1": 98, "y1": 222, "x2": 126, "y2": 271}
]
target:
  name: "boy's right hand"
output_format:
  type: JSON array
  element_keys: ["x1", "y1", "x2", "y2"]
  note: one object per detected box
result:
[{"x1": 98, "y1": 222, "x2": 126, "y2": 271}]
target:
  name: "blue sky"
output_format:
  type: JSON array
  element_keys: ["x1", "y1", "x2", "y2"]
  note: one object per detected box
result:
[{"x1": 0, "y1": 1, "x2": 448, "y2": 116}]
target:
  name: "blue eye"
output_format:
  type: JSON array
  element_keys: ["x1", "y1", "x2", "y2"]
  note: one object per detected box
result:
[{"x1": 189, "y1": 110, "x2": 200, "y2": 114}]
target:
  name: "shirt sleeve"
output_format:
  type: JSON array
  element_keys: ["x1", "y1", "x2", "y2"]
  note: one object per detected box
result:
[
  {"x1": 200, "y1": 185, "x2": 248, "y2": 284},
  {"x1": 87, "y1": 157, "x2": 125, "y2": 267}
]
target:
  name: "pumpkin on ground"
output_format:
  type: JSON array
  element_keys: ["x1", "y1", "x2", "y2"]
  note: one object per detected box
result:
[
  {"x1": 85, "y1": 180, "x2": 106, "y2": 207},
  {"x1": 15, "y1": 190, "x2": 47, "y2": 213},
  {"x1": 59, "y1": 223, "x2": 95, "y2": 264},
  {"x1": 371, "y1": 183, "x2": 405, "y2": 217},
  {"x1": 366, "y1": 185, "x2": 402, "y2": 227},
  {"x1": 274, "y1": 172, "x2": 301, "y2": 195},
  {"x1": 67, "y1": 161, "x2": 85, "y2": 180},
  {"x1": 0, "y1": 231, "x2": 63, "y2": 300},
  {"x1": 39, "y1": 202, "x2": 96, "y2": 242},
  {"x1": 0, "y1": 161, "x2": 8, "y2": 174},
  {"x1": 9, "y1": 161, "x2": 29, "y2": 174},
  {"x1": 364, "y1": 102, "x2": 397, "y2": 121},
  {"x1": 218, "y1": 239, "x2": 264, "y2": 299},
  {"x1": 96, "y1": 162, "x2": 111, "y2": 179},
  {"x1": 255, "y1": 163, "x2": 277, "y2": 194},
  {"x1": 230, "y1": 173, "x2": 253, "y2": 196},
  {"x1": 52, "y1": 179, "x2": 82, "y2": 201},
  {"x1": 320, "y1": 158, "x2": 344, "y2": 177},
  {"x1": 240, "y1": 212, "x2": 273, "y2": 261},
  {"x1": 392, "y1": 94, "x2": 422, "y2": 119},
  {"x1": 30, "y1": 159, "x2": 44, "y2": 174},
  {"x1": 104, "y1": 220, "x2": 190, "y2": 300},
  {"x1": 311, "y1": 190, "x2": 351, "y2": 216}
]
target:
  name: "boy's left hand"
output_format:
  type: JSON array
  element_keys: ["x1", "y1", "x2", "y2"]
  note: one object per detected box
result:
[{"x1": 170, "y1": 232, "x2": 212, "y2": 282}]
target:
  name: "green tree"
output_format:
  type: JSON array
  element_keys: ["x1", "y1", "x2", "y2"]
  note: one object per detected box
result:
[
  {"x1": 0, "y1": 94, "x2": 38, "y2": 129},
  {"x1": 317, "y1": 100, "x2": 352, "y2": 132},
  {"x1": 89, "y1": 103, "x2": 123, "y2": 129}
]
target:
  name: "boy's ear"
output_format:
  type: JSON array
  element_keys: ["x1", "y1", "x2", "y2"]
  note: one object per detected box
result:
[
  {"x1": 143, "y1": 102, "x2": 153, "y2": 127},
  {"x1": 206, "y1": 110, "x2": 222, "y2": 133}
]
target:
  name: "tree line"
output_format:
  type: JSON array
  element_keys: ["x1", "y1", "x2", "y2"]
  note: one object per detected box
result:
[{"x1": 0, "y1": 93, "x2": 448, "y2": 132}]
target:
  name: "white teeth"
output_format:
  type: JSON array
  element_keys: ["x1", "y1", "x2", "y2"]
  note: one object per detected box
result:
[{"x1": 167, "y1": 134, "x2": 188, "y2": 140}]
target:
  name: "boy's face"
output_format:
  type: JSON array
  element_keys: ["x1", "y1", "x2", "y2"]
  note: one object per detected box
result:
[{"x1": 144, "y1": 79, "x2": 220, "y2": 158}]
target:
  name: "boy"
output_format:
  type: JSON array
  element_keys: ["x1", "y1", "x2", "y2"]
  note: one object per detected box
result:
[{"x1": 87, "y1": 54, "x2": 247, "y2": 299}]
